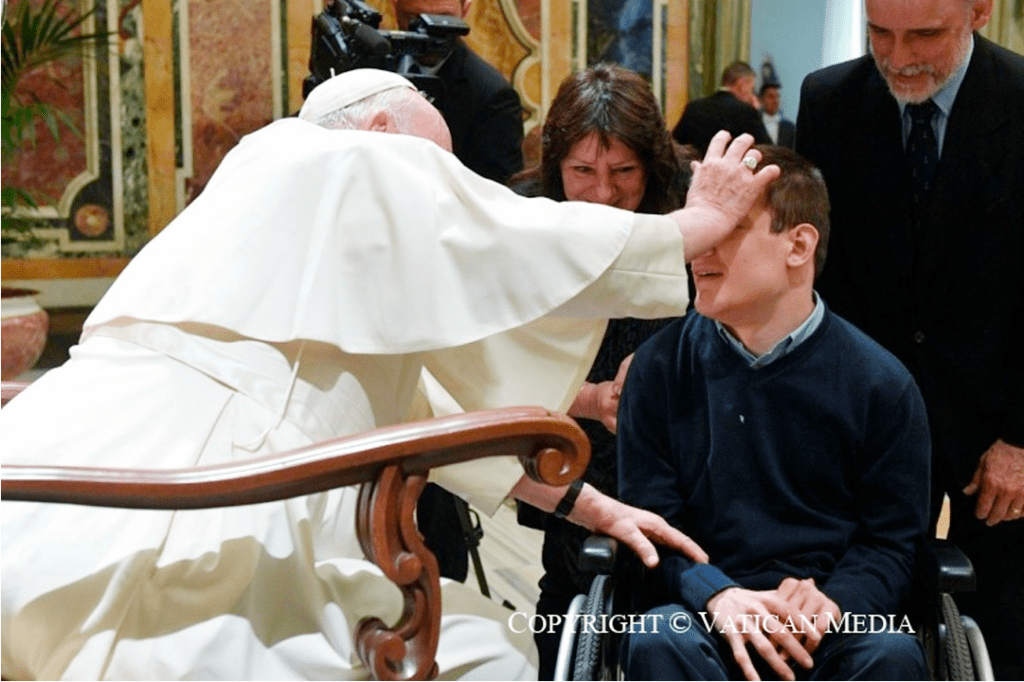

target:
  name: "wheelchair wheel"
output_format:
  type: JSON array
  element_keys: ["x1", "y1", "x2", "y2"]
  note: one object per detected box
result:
[
  {"x1": 941, "y1": 593, "x2": 976, "y2": 681},
  {"x1": 572, "y1": 574, "x2": 614, "y2": 681}
]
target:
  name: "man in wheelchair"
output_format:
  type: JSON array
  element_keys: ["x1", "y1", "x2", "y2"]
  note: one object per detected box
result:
[{"x1": 617, "y1": 146, "x2": 930, "y2": 680}]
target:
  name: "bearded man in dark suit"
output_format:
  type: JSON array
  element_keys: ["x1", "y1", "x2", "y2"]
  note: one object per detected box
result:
[{"x1": 796, "y1": 1, "x2": 1023, "y2": 677}]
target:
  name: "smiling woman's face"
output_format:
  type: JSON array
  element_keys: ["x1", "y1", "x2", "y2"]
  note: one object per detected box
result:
[{"x1": 559, "y1": 132, "x2": 647, "y2": 211}]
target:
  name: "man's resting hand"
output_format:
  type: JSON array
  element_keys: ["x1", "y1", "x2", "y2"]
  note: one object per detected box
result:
[{"x1": 510, "y1": 477, "x2": 708, "y2": 568}]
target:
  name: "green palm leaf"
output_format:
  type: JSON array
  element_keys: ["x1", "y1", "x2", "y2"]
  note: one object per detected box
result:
[{"x1": 1, "y1": 0, "x2": 111, "y2": 240}]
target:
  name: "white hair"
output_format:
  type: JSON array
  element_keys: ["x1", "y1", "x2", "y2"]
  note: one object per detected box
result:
[{"x1": 311, "y1": 86, "x2": 421, "y2": 132}]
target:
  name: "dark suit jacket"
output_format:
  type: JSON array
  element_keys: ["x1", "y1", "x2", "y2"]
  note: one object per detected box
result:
[
  {"x1": 796, "y1": 35, "x2": 1024, "y2": 488},
  {"x1": 434, "y1": 41, "x2": 523, "y2": 184},
  {"x1": 672, "y1": 90, "x2": 772, "y2": 153},
  {"x1": 776, "y1": 117, "x2": 796, "y2": 148}
]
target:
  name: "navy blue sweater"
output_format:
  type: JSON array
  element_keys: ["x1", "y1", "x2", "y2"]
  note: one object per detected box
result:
[{"x1": 618, "y1": 307, "x2": 930, "y2": 617}]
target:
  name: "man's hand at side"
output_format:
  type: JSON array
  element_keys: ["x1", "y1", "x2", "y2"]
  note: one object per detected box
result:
[
  {"x1": 963, "y1": 438, "x2": 1024, "y2": 526},
  {"x1": 510, "y1": 478, "x2": 709, "y2": 568},
  {"x1": 567, "y1": 483, "x2": 709, "y2": 568}
]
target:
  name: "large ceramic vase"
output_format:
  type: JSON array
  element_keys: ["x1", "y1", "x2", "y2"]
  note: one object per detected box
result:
[{"x1": 1, "y1": 287, "x2": 49, "y2": 380}]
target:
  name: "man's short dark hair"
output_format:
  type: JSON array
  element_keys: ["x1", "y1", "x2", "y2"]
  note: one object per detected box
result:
[
  {"x1": 752, "y1": 145, "x2": 831, "y2": 278},
  {"x1": 759, "y1": 82, "x2": 781, "y2": 98},
  {"x1": 721, "y1": 61, "x2": 756, "y2": 86}
]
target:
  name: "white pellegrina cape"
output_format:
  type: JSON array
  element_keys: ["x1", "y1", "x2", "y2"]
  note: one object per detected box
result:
[{"x1": 1, "y1": 118, "x2": 690, "y2": 680}]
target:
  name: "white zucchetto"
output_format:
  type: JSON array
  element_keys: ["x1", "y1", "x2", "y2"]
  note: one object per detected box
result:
[{"x1": 298, "y1": 68, "x2": 415, "y2": 122}]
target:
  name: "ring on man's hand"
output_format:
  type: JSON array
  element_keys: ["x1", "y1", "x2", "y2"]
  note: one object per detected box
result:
[
  {"x1": 743, "y1": 156, "x2": 758, "y2": 170},
  {"x1": 1012, "y1": 508, "x2": 1022, "y2": 514}
]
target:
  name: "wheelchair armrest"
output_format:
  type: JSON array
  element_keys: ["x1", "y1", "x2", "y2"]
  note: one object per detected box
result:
[
  {"x1": 580, "y1": 535, "x2": 618, "y2": 575},
  {"x1": 920, "y1": 539, "x2": 976, "y2": 594}
]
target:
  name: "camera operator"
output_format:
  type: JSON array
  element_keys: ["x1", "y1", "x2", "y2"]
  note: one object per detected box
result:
[
  {"x1": 391, "y1": 0, "x2": 524, "y2": 184},
  {"x1": 305, "y1": 0, "x2": 523, "y2": 184}
]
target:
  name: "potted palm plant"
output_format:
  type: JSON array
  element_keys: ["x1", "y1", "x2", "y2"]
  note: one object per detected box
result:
[
  {"x1": 2, "y1": 0, "x2": 110, "y2": 377},
  {"x1": 2, "y1": 0, "x2": 110, "y2": 246}
]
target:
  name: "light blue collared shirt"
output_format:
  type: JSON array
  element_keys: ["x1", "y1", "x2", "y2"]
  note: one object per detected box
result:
[
  {"x1": 716, "y1": 293, "x2": 825, "y2": 369},
  {"x1": 898, "y1": 36, "x2": 973, "y2": 157}
]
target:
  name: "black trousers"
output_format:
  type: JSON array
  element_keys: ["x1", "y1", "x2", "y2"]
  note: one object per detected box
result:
[{"x1": 417, "y1": 482, "x2": 469, "y2": 582}]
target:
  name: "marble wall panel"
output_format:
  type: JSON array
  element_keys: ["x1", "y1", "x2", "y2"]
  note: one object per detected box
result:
[
  {"x1": 182, "y1": 0, "x2": 276, "y2": 201},
  {"x1": 3, "y1": 0, "x2": 591, "y2": 270},
  {"x1": 2, "y1": 0, "x2": 148, "y2": 261},
  {"x1": 515, "y1": 0, "x2": 540, "y2": 40},
  {"x1": 465, "y1": 0, "x2": 530, "y2": 80}
]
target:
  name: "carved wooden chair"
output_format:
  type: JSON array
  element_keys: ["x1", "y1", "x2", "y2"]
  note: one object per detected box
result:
[{"x1": 1, "y1": 381, "x2": 589, "y2": 681}]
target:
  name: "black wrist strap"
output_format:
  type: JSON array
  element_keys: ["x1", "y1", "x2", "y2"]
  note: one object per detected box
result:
[{"x1": 553, "y1": 479, "x2": 584, "y2": 519}]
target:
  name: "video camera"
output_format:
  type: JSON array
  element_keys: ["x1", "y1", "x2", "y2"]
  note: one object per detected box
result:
[{"x1": 302, "y1": 0, "x2": 469, "y2": 103}]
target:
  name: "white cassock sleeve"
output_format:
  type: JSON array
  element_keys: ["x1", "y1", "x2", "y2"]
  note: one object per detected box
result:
[
  {"x1": 421, "y1": 215, "x2": 689, "y2": 513},
  {"x1": 85, "y1": 119, "x2": 647, "y2": 353},
  {"x1": 82, "y1": 118, "x2": 690, "y2": 516}
]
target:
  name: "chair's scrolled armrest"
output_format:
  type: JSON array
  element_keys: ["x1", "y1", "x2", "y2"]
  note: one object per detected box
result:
[
  {"x1": 1, "y1": 406, "x2": 589, "y2": 509},
  {"x1": 1, "y1": 404, "x2": 589, "y2": 682}
]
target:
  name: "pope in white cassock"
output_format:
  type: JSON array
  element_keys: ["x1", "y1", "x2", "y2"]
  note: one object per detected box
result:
[{"x1": 1, "y1": 69, "x2": 777, "y2": 680}]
